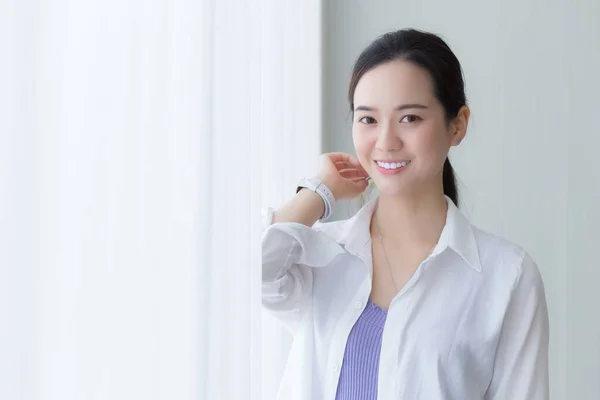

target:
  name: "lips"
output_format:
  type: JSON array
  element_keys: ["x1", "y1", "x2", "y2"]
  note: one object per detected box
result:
[{"x1": 375, "y1": 160, "x2": 410, "y2": 170}]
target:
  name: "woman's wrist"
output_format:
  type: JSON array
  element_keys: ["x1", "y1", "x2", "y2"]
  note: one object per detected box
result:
[
  {"x1": 316, "y1": 175, "x2": 338, "y2": 200},
  {"x1": 273, "y1": 188, "x2": 324, "y2": 227},
  {"x1": 297, "y1": 188, "x2": 326, "y2": 219},
  {"x1": 297, "y1": 177, "x2": 336, "y2": 221}
]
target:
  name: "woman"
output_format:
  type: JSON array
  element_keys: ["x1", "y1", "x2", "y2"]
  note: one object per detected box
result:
[{"x1": 262, "y1": 29, "x2": 549, "y2": 400}]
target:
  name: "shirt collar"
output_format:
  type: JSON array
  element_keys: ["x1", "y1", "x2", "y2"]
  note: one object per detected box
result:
[{"x1": 335, "y1": 195, "x2": 482, "y2": 272}]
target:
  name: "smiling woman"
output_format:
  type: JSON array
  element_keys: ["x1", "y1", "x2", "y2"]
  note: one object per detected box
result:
[
  {"x1": 348, "y1": 31, "x2": 468, "y2": 206},
  {"x1": 261, "y1": 28, "x2": 549, "y2": 400}
]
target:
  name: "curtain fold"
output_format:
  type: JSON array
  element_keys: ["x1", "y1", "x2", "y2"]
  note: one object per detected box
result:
[
  {"x1": 259, "y1": 0, "x2": 322, "y2": 398},
  {"x1": 0, "y1": 1, "x2": 321, "y2": 399}
]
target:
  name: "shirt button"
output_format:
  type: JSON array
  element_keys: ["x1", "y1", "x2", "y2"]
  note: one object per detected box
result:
[
  {"x1": 354, "y1": 301, "x2": 363, "y2": 310},
  {"x1": 331, "y1": 363, "x2": 340, "y2": 372}
]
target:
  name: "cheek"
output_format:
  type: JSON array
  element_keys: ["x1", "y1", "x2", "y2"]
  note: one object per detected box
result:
[
  {"x1": 410, "y1": 125, "x2": 450, "y2": 162},
  {"x1": 352, "y1": 128, "x2": 376, "y2": 165}
]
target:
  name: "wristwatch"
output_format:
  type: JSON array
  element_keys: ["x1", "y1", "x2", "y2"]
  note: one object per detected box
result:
[{"x1": 296, "y1": 177, "x2": 336, "y2": 221}]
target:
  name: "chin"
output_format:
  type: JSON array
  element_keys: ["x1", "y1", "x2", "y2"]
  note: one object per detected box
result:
[{"x1": 371, "y1": 180, "x2": 407, "y2": 197}]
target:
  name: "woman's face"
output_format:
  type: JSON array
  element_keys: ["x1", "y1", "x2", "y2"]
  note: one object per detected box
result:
[{"x1": 352, "y1": 60, "x2": 466, "y2": 198}]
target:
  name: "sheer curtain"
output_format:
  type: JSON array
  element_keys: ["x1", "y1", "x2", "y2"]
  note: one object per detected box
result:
[
  {"x1": 259, "y1": 2, "x2": 322, "y2": 399},
  {"x1": 0, "y1": 0, "x2": 321, "y2": 399}
]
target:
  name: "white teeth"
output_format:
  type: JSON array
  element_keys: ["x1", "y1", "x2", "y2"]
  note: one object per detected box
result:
[{"x1": 377, "y1": 161, "x2": 409, "y2": 170}]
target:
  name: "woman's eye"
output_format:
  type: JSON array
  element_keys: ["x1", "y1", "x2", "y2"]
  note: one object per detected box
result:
[
  {"x1": 358, "y1": 116, "x2": 376, "y2": 124},
  {"x1": 400, "y1": 114, "x2": 421, "y2": 123}
]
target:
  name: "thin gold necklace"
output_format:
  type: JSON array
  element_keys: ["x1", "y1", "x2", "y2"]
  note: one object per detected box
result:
[{"x1": 375, "y1": 214, "x2": 399, "y2": 291}]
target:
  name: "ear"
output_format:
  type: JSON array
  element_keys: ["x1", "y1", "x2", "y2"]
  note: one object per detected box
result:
[{"x1": 450, "y1": 106, "x2": 470, "y2": 146}]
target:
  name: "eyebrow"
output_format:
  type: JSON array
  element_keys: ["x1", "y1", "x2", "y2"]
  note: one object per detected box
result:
[{"x1": 353, "y1": 104, "x2": 428, "y2": 112}]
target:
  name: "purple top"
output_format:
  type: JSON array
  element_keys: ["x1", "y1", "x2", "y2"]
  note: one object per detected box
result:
[{"x1": 335, "y1": 300, "x2": 388, "y2": 400}]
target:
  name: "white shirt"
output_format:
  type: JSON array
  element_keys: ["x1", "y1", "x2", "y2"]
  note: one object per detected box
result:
[{"x1": 261, "y1": 196, "x2": 549, "y2": 400}]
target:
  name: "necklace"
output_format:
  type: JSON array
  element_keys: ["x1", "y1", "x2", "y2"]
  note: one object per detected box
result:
[{"x1": 375, "y1": 215, "x2": 400, "y2": 291}]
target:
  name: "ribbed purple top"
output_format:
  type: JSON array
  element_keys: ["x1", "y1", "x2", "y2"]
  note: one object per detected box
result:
[{"x1": 335, "y1": 300, "x2": 387, "y2": 400}]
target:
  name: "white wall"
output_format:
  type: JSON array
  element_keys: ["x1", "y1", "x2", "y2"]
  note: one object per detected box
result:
[{"x1": 323, "y1": 1, "x2": 600, "y2": 398}]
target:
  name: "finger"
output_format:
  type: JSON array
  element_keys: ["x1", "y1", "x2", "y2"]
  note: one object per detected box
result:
[
  {"x1": 348, "y1": 176, "x2": 370, "y2": 182},
  {"x1": 339, "y1": 160, "x2": 367, "y2": 174},
  {"x1": 345, "y1": 178, "x2": 369, "y2": 193},
  {"x1": 336, "y1": 161, "x2": 368, "y2": 175},
  {"x1": 337, "y1": 165, "x2": 368, "y2": 179},
  {"x1": 340, "y1": 168, "x2": 369, "y2": 179},
  {"x1": 334, "y1": 161, "x2": 353, "y2": 169},
  {"x1": 344, "y1": 174, "x2": 369, "y2": 184},
  {"x1": 339, "y1": 165, "x2": 369, "y2": 176},
  {"x1": 354, "y1": 162, "x2": 368, "y2": 175},
  {"x1": 328, "y1": 152, "x2": 360, "y2": 167}
]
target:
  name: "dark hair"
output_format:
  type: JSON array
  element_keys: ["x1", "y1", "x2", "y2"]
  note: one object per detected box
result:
[{"x1": 348, "y1": 28, "x2": 465, "y2": 206}]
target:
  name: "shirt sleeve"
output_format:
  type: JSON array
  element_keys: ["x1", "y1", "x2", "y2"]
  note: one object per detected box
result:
[
  {"x1": 485, "y1": 252, "x2": 550, "y2": 400},
  {"x1": 261, "y1": 207, "x2": 345, "y2": 333}
]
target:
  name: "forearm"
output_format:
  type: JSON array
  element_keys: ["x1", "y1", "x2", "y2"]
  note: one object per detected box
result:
[{"x1": 272, "y1": 188, "x2": 325, "y2": 227}]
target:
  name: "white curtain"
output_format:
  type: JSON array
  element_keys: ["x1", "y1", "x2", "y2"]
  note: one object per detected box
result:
[
  {"x1": 0, "y1": 0, "x2": 321, "y2": 399},
  {"x1": 258, "y1": 2, "x2": 323, "y2": 399}
]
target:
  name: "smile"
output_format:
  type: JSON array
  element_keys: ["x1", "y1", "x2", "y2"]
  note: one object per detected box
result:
[{"x1": 375, "y1": 160, "x2": 410, "y2": 170}]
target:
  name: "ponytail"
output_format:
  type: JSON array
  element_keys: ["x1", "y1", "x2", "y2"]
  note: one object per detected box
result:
[{"x1": 443, "y1": 158, "x2": 459, "y2": 206}]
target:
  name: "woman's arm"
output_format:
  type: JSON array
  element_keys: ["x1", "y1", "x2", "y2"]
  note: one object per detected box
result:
[
  {"x1": 261, "y1": 190, "x2": 345, "y2": 332},
  {"x1": 272, "y1": 187, "x2": 326, "y2": 227},
  {"x1": 261, "y1": 153, "x2": 369, "y2": 332}
]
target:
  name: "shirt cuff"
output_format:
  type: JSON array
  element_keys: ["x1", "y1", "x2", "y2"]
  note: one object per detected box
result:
[{"x1": 261, "y1": 207, "x2": 275, "y2": 230}]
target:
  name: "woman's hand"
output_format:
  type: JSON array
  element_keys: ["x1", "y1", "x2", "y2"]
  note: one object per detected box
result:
[{"x1": 316, "y1": 152, "x2": 370, "y2": 201}]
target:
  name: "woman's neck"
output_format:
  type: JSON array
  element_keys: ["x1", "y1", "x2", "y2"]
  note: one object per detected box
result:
[{"x1": 372, "y1": 190, "x2": 448, "y2": 248}]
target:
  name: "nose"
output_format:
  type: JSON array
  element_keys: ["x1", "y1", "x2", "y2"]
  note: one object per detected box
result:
[{"x1": 375, "y1": 122, "x2": 403, "y2": 153}]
